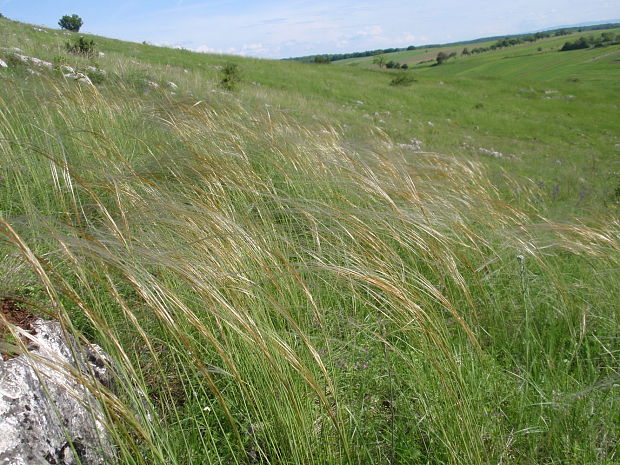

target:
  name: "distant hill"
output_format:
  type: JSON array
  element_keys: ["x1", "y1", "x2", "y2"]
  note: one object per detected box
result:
[{"x1": 285, "y1": 21, "x2": 620, "y2": 63}]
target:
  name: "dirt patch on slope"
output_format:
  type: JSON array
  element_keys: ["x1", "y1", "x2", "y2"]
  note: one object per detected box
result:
[{"x1": 1, "y1": 298, "x2": 37, "y2": 359}]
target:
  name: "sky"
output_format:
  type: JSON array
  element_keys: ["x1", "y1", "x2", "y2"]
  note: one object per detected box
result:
[{"x1": 1, "y1": 1, "x2": 619, "y2": 58}]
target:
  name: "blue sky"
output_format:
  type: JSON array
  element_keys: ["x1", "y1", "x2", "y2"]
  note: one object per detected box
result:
[{"x1": 1, "y1": 1, "x2": 619, "y2": 58}]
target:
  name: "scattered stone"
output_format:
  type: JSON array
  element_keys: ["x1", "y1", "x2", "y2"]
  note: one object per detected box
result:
[
  {"x1": 462, "y1": 142, "x2": 516, "y2": 159},
  {"x1": 27, "y1": 69, "x2": 41, "y2": 76},
  {"x1": 378, "y1": 119, "x2": 386, "y2": 124},
  {"x1": 98, "y1": 52, "x2": 105, "y2": 57},
  {"x1": 32, "y1": 27, "x2": 47, "y2": 33},
  {"x1": 64, "y1": 73, "x2": 94, "y2": 85},
  {"x1": 615, "y1": 143, "x2": 620, "y2": 148},
  {"x1": 398, "y1": 138, "x2": 424, "y2": 151},
  {"x1": 183, "y1": 69, "x2": 189, "y2": 73},
  {"x1": 543, "y1": 89, "x2": 558, "y2": 94},
  {"x1": 167, "y1": 81, "x2": 178, "y2": 89},
  {"x1": 427, "y1": 121, "x2": 434, "y2": 127},
  {"x1": 354, "y1": 100, "x2": 364, "y2": 105},
  {"x1": 439, "y1": 81, "x2": 445, "y2": 86},
  {"x1": 0, "y1": 317, "x2": 114, "y2": 465},
  {"x1": 0, "y1": 59, "x2": 6, "y2": 69},
  {"x1": 85, "y1": 65, "x2": 106, "y2": 75},
  {"x1": 14, "y1": 54, "x2": 52, "y2": 69},
  {"x1": 144, "y1": 80, "x2": 159, "y2": 89},
  {"x1": 362, "y1": 113, "x2": 371, "y2": 119},
  {"x1": 477, "y1": 147, "x2": 512, "y2": 159},
  {"x1": 60, "y1": 64, "x2": 75, "y2": 74}
]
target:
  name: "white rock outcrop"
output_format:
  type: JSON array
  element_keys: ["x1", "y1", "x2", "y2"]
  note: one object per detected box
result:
[
  {"x1": 0, "y1": 319, "x2": 114, "y2": 465},
  {"x1": 64, "y1": 72, "x2": 94, "y2": 86},
  {"x1": 14, "y1": 55, "x2": 53, "y2": 69},
  {"x1": 0, "y1": 59, "x2": 7, "y2": 69}
]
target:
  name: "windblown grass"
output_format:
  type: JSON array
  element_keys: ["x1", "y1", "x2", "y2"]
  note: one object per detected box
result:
[{"x1": 0, "y1": 26, "x2": 619, "y2": 465}]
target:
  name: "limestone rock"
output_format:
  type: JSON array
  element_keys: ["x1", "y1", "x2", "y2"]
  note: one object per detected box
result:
[
  {"x1": 85, "y1": 66, "x2": 106, "y2": 75},
  {"x1": 64, "y1": 72, "x2": 94, "y2": 85},
  {"x1": 0, "y1": 319, "x2": 114, "y2": 465},
  {"x1": 14, "y1": 55, "x2": 53, "y2": 69},
  {"x1": 0, "y1": 59, "x2": 6, "y2": 69}
]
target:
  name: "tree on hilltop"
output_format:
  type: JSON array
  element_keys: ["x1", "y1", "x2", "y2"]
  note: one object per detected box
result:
[
  {"x1": 59, "y1": 14, "x2": 83, "y2": 32},
  {"x1": 372, "y1": 53, "x2": 386, "y2": 68}
]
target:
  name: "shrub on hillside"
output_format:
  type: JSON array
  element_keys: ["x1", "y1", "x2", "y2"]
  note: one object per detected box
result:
[
  {"x1": 58, "y1": 14, "x2": 83, "y2": 32},
  {"x1": 220, "y1": 63, "x2": 240, "y2": 91},
  {"x1": 436, "y1": 51, "x2": 449, "y2": 65},
  {"x1": 389, "y1": 74, "x2": 416, "y2": 86},
  {"x1": 85, "y1": 68, "x2": 106, "y2": 84},
  {"x1": 313, "y1": 55, "x2": 330, "y2": 64},
  {"x1": 560, "y1": 37, "x2": 590, "y2": 51},
  {"x1": 66, "y1": 36, "x2": 96, "y2": 57}
]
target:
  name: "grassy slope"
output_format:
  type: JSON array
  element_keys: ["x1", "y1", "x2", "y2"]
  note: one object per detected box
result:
[
  {"x1": 3, "y1": 21, "x2": 619, "y2": 214},
  {"x1": 1, "y1": 18, "x2": 619, "y2": 465}
]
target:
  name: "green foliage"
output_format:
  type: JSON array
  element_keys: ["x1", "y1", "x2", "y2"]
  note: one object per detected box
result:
[
  {"x1": 560, "y1": 32, "x2": 618, "y2": 51},
  {"x1": 372, "y1": 53, "x2": 386, "y2": 68},
  {"x1": 65, "y1": 36, "x2": 96, "y2": 56},
  {"x1": 389, "y1": 74, "x2": 416, "y2": 86},
  {"x1": 52, "y1": 55, "x2": 68, "y2": 68},
  {"x1": 436, "y1": 51, "x2": 449, "y2": 65},
  {"x1": 85, "y1": 68, "x2": 106, "y2": 84},
  {"x1": 58, "y1": 14, "x2": 83, "y2": 32},
  {"x1": 220, "y1": 63, "x2": 240, "y2": 91},
  {"x1": 313, "y1": 55, "x2": 330, "y2": 64},
  {"x1": 561, "y1": 37, "x2": 590, "y2": 51}
]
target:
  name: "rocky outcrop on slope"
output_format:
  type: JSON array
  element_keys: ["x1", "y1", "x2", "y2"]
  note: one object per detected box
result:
[{"x1": 0, "y1": 311, "x2": 114, "y2": 465}]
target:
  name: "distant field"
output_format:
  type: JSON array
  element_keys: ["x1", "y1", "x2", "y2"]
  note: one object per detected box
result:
[{"x1": 335, "y1": 28, "x2": 620, "y2": 69}]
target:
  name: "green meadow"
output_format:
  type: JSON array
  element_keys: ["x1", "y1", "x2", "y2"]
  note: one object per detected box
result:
[{"x1": 1, "y1": 16, "x2": 619, "y2": 465}]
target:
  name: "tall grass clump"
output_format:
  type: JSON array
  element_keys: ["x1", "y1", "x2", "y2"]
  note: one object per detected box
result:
[{"x1": 0, "y1": 61, "x2": 618, "y2": 465}]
